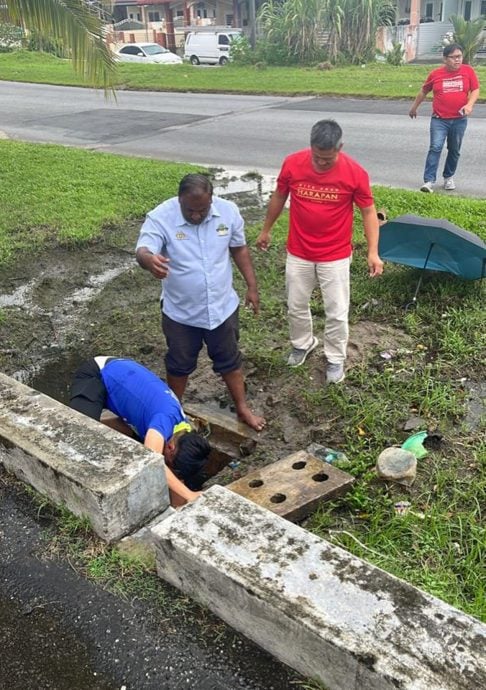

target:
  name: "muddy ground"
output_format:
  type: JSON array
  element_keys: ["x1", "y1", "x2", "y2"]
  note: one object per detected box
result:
[{"x1": 0, "y1": 219, "x2": 412, "y2": 467}]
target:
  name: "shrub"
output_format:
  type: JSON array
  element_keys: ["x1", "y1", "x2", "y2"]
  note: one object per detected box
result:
[
  {"x1": 229, "y1": 34, "x2": 255, "y2": 65},
  {"x1": 386, "y1": 41, "x2": 405, "y2": 66},
  {"x1": 24, "y1": 28, "x2": 67, "y2": 58},
  {"x1": 448, "y1": 16, "x2": 485, "y2": 64},
  {"x1": 0, "y1": 22, "x2": 23, "y2": 52}
]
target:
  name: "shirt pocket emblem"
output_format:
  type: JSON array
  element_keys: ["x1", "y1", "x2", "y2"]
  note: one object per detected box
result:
[
  {"x1": 175, "y1": 231, "x2": 188, "y2": 240},
  {"x1": 216, "y1": 224, "x2": 229, "y2": 236}
]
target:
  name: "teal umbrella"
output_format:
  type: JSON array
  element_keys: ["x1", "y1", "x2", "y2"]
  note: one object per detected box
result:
[{"x1": 379, "y1": 214, "x2": 486, "y2": 308}]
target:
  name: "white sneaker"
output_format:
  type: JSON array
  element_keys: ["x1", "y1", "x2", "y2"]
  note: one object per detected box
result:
[
  {"x1": 326, "y1": 362, "x2": 345, "y2": 384},
  {"x1": 420, "y1": 182, "x2": 434, "y2": 193},
  {"x1": 444, "y1": 177, "x2": 456, "y2": 191},
  {"x1": 287, "y1": 336, "x2": 318, "y2": 367}
]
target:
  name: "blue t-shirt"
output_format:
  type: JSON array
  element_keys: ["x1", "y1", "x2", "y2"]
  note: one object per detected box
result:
[{"x1": 100, "y1": 359, "x2": 185, "y2": 441}]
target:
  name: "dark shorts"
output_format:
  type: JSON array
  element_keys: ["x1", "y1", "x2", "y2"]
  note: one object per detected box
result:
[
  {"x1": 162, "y1": 308, "x2": 242, "y2": 377},
  {"x1": 69, "y1": 358, "x2": 109, "y2": 420}
]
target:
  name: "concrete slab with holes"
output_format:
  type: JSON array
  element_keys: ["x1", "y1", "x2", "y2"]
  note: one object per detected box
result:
[{"x1": 227, "y1": 450, "x2": 354, "y2": 521}]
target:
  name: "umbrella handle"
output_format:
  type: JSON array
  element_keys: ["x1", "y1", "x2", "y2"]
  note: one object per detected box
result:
[{"x1": 403, "y1": 243, "x2": 435, "y2": 310}]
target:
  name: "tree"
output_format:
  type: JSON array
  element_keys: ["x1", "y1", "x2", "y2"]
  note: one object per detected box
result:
[
  {"x1": 449, "y1": 15, "x2": 485, "y2": 65},
  {"x1": 2, "y1": 0, "x2": 116, "y2": 91},
  {"x1": 258, "y1": 0, "x2": 329, "y2": 64},
  {"x1": 257, "y1": 0, "x2": 396, "y2": 65}
]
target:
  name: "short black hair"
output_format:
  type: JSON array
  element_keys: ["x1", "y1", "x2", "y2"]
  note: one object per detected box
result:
[
  {"x1": 310, "y1": 119, "x2": 342, "y2": 150},
  {"x1": 172, "y1": 431, "x2": 211, "y2": 490},
  {"x1": 178, "y1": 173, "x2": 213, "y2": 197},
  {"x1": 443, "y1": 43, "x2": 463, "y2": 58}
]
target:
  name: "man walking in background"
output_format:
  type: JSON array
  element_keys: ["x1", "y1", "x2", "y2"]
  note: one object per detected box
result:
[
  {"x1": 409, "y1": 43, "x2": 480, "y2": 193},
  {"x1": 136, "y1": 173, "x2": 265, "y2": 432},
  {"x1": 256, "y1": 119, "x2": 383, "y2": 384}
]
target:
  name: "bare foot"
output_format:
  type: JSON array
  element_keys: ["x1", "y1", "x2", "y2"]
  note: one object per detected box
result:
[{"x1": 237, "y1": 407, "x2": 266, "y2": 432}]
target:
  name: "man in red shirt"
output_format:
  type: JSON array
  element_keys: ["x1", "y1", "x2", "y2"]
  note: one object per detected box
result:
[
  {"x1": 256, "y1": 119, "x2": 383, "y2": 384},
  {"x1": 409, "y1": 43, "x2": 480, "y2": 193}
]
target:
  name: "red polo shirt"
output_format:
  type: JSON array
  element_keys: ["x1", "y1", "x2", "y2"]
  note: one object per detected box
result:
[
  {"x1": 277, "y1": 149, "x2": 374, "y2": 262},
  {"x1": 422, "y1": 64, "x2": 480, "y2": 119}
]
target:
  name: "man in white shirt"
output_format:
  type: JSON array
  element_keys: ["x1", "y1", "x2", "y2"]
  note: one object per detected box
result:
[{"x1": 136, "y1": 173, "x2": 265, "y2": 432}]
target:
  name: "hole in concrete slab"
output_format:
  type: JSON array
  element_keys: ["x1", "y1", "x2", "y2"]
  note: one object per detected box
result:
[
  {"x1": 292, "y1": 461, "x2": 306, "y2": 470},
  {"x1": 312, "y1": 473, "x2": 329, "y2": 482},
  {"x1": 248, "y1": 479, "x2": 264, "y2": 488},
  {"x1": 270, "y1": 493, "x2": 286, "y2": 504}
]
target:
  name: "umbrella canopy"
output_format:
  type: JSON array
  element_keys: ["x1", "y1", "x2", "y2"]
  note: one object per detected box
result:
[{"x1": 379, "y1": 214, "x2": 486, "y2": 281}]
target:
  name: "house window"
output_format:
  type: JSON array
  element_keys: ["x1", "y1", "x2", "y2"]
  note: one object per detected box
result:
[
  {"x1": 464, "y1": 0, "x2": 471, "y2": 20},
  {"x1": 148, "y1": 11, "x2": 160, "y2": 22},
  {"x1": 425, "y1": 3, "x2": 433, "y2": 19},
  {"x1": 481, "y1": 0, "x2": 486, "y2": 15},
  {"x1": 226, "y1": 14, "x2": 234, "y2": 25}
]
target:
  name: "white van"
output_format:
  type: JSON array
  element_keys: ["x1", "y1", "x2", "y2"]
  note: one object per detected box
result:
[{"x1": 184, "y1": 29, "x2": 242, "y2": 65}]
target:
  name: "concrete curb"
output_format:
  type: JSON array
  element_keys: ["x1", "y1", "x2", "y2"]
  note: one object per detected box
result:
[
  {"x1": 153, "y1": 486, "x2": 486, "y2": 690},
  {"x1": 0, "y1": 372, "x2": 169, "y2": 542}
]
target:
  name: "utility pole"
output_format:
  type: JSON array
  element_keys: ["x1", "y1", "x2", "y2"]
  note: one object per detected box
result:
[{"x1": 248, "y1": 0, "x2": 256, "y2": 48}]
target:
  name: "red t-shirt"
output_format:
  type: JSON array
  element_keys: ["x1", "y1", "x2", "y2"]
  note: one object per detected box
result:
[
  {"x1": 277, "y1": 149, "x2": 374, "y2": 262},
  {"x1": 422, "y1": 64, "x2": 480, "y2": 119}
]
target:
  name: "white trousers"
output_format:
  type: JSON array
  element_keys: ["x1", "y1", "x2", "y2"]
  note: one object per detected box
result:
[{"x1": 285, "y1": 253, "x2": 350, "y2": 364}]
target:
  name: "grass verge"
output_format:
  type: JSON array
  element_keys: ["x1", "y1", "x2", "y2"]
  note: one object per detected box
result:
[
  {"x1": 0, "y1": 140, "x2": 201, "y2": 265},
  {"x1": 2, "y1": 50, "x2": 486, "y2": 99}
]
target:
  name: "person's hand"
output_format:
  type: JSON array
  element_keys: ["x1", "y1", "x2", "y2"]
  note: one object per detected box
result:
[
  {"x1": 368, "y1": 255, "x2": 384, "y2": 277},
  {"x1": 256, "y1": 230, "x2": 271, "y2": 251},
  {"x1": 187, "y1": 490, "x2": 202, "y2": 502},
  {"x1": 463, "y1": 104, "x2": 473, "y2": 116},
  {"x1": 409, "y1": 107, "x2": 417, "y2": 119},
  {"x1": 147, "y1": 253, "x2": 170, "y2": 279},
  {"x1": 245, "y1": 287, "x2": 260, "y2": 315}
]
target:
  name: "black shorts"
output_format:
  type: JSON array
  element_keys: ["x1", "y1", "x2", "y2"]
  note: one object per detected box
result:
[
  {"x1": 162, "y1": 308, "x2": 242, "y2": 377},
  {"x1": 69, "y1": 358, "x2": 109, "y2": 420}
]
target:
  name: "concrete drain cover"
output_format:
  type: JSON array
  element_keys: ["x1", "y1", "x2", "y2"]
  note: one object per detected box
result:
[{"x1": 227, "y1": 450, "x2": 354, "y2": 522}]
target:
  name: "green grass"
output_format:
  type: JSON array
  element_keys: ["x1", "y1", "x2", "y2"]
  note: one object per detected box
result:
[
  {"x1": 238, "y1": 192, "x2": 485, "y2": 622},
  {"x1": 2, "y1": 50, "x2": 486, "y2": 99},
  {"x1": 0, "y1": 140, "x2": 201, "y2": 265}
]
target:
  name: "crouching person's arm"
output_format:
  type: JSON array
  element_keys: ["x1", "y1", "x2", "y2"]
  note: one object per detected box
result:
[{"x1": 144, "y1": 429, "x2": 202, "y2": 506}]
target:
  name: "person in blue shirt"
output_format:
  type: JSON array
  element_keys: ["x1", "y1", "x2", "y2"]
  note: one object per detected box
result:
[
  {"x1": 69, "y1": 357, "x2": 210, "y2": 506},
  {"x1": 136, "y1": 173, "x2": 266, "y2": 432}
]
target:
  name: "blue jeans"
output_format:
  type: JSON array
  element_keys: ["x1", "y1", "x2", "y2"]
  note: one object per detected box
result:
[{"x1": 423, "y1": 116, "x2": 468, "y2": 183}]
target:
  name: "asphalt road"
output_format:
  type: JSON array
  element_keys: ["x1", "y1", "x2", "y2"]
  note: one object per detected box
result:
[
  {"x1": 0, "y1": 470, "x2": 298, "y2": 690},
  {"x1": 1, "y1": 80, "x2": 485, "y2": 196}
]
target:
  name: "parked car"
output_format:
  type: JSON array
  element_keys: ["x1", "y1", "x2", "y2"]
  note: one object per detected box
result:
[
  {"x1": 184, "y1": 30, "x2": 242, "y2": 65},
  {"x1": 115, "y1": 43, "x2": 182, "y2": 65}
]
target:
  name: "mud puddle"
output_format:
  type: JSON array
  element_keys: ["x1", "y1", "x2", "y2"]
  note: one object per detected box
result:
[{"x1": 0, "y1": 598, "x2": 116, "y2": 690}]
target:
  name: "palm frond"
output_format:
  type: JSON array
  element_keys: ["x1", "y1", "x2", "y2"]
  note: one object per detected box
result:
[{"x1": 5, "y1": 0, "x2": 116, "y2": 92}]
